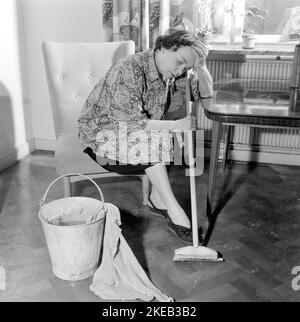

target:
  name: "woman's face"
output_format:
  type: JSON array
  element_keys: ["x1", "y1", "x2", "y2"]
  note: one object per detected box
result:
[{"x1": 155, "y1": 46, "x2": 201, "y2": 80}]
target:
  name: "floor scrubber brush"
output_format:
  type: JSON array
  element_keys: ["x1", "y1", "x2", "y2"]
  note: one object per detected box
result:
[{"x1": 173, "y1": 73, "x2": 224, "y2": 263}]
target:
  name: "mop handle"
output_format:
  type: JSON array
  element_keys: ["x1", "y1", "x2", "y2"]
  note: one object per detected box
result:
[{"x1": 185, "y1": 74, "x2": 199, "y2": 248}]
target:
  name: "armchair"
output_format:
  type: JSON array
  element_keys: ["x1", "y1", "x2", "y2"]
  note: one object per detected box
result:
[{"x1": 42, "y1": 41, "x2": 150, "y2": 205}]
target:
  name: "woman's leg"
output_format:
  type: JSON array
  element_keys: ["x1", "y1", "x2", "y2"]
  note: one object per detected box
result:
[
  {"x1": 145, "y1": 163, "x2": 191, "y2": 228},
  {"x1": 147, "y1": 164, "x2": 173, "y2": 209},
  {"x1": 148, "y1": 186, "x2": 167, "y2": 209}
]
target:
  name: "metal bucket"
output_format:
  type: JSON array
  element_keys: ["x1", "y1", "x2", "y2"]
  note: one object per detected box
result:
[{"x1": 39, "y1": 173, "x2": 106, "y2": 281}]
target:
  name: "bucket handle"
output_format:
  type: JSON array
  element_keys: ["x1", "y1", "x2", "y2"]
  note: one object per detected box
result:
[{"x1": 40, "y1": 173, "x2": 105, "y2": 208}]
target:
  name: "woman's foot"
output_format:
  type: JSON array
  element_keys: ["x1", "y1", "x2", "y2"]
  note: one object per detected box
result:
[
  {"x1": 148, "y1": 195, "x2": 191, "y2": 229},
  {"x1": 149, "y1": 189, "x2": 191, "y2": 228},
  {"x1": 148, "y1": 193, "x2": 191, "y2": 229},
  {"x1": 167, "y1": 216, "x2": 203, "y2": 244},
  {"x1": 166, "y1": 207, "x2": 203, "y2": 244},
  {"x1": 167, "y1": 206, "x2": 191, "y2": 229},
  {"x1": 148, "y1": 196, "x2": 168, "y2": 219},
  {"x1": 148, "y1": 190, "x2": 202, "y2": 244},
  {"x1": 147, "y1": 189, "x2": 167, "y2": 210}
]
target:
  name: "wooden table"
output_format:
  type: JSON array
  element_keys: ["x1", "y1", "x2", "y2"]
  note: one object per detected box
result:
[{"x1": 200, "y1": 87, "x2": 300, "y2": 217}]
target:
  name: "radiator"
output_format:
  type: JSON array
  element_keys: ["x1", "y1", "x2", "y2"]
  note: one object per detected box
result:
[{"x1": 200, "y1": 59, "x2": 300, "y2": 151}]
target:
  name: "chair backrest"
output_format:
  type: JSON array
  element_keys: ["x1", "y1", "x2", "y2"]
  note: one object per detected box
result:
[{"x1": 42, "y1": 41, "x2": 135, "y2": 137}]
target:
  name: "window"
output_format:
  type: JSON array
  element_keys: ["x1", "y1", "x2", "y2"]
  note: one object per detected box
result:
[
  {"x1": 209, "y1": 0, "x2": 300, "y2": 44},
  {"x1": 102, "y1": 0, "x2": 298, "y2": 48},
  {"x1": 242, "y1": 0, "x2": 300, "y2": 44},
  {"x1": 245, "y1": 0, "x2": 300, "y2": 35}
]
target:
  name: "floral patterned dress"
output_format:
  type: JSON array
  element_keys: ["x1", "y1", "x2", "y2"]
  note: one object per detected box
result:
[{"x1": 78, "y1": 49, "x2": 202, "y2": 165}]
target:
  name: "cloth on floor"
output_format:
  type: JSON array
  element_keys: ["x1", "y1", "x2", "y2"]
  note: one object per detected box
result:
[{"x1": 90, "y1": 203, "x2": 173, "y2": 302}]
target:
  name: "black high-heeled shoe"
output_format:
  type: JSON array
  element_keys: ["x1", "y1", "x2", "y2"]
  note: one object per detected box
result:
[
  {"x1": 148, "y1": 197, "x2": 203, "y2": 244},
  {"x1": 166, "y1": 215, "x2": 203, "y2": 245}
]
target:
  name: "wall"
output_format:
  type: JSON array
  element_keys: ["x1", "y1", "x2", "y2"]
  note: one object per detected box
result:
[
  {"x1": 0, "y1": 0, "x2": 32, "y2": 172},
  {"x1": 20, "y1": 0, "x2": 103, "y2": 149},
  {"x1": 0, "y1": 89, "x2": 15, "y2": 158}
]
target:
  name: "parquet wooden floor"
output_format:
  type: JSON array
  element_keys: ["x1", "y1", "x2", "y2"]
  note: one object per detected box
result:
[{"x1": 0, "y1": 151, "x2": 299, "y2": 302}]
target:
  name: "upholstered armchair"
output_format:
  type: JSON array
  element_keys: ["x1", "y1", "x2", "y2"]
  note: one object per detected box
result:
[{"x1": 42, "y1": 41, "x2": 150, "y2": 205}]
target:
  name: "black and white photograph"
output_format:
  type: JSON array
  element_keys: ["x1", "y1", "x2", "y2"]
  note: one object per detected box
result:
[{"x1": 0, "y1": 0, "x2": 300, "y2": 306}]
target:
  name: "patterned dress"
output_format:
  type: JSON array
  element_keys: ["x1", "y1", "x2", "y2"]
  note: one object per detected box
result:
[{"x1": 78, "y1": 49, "x2": 202, "y2": 165}]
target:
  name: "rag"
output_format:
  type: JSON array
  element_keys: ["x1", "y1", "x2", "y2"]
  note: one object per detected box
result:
[{"x1": 90, "y1": 203, "x2": 173, "y2": 302}]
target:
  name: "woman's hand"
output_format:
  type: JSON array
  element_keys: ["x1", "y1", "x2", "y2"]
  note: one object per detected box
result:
[{"x1": 174, "y1": 115, "x2": 197, "y2": 131}]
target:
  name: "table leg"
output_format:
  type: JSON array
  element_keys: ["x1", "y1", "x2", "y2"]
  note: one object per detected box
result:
[
  {"x1": 222, "y1": 125, "x2": 232, "y2": 173},
  {"x1": 207, "y1": 121, "x2": 222, "y2": 217}
]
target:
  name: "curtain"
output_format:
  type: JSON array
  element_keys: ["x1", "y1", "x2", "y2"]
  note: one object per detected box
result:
[{"x1": 102, "y1": 0, "x2": 206, "y2": 52}]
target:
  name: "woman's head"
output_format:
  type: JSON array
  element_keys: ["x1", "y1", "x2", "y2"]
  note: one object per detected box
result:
[{"x1": 154, "y1": 30, "x2": 208, "y2": 80}]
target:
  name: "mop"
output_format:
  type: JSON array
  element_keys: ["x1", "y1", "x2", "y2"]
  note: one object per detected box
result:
[{"x1": 173, "y1": 73, "x2": 224, "y2": 262}]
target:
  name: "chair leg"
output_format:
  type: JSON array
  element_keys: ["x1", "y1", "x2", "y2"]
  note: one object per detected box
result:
[
  {"x1": 142, "y1": 175, "x2": 150, "y2": 206},
  {"x1": 222, "y1": 125, "x2": 232, "y2": 173},
  {"x1": 63, "y1": 176, "x2": 72, "y2": 197},
  {"x1": 207, "y1": 121, "x2": 222, "y2": 218}
]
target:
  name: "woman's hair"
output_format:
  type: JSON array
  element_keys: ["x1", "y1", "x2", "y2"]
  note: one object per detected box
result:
[
  {"x1": 154, "y1": 30, "x2": 208, "y2": 59},
  {"x1": 155, "y1": 30, "x2": 194, "y2": 50}
]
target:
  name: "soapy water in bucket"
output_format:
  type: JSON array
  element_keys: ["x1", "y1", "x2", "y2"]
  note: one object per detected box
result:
[
  {"x1": 47, "y1": 206, "x2": 102, "y2": 226},
  {"x1": 50, "y1": 216, "x2": 87, "y2": 226},
  {"x1": 40, "y1": 196, "x2": 105, "y2": 228}
]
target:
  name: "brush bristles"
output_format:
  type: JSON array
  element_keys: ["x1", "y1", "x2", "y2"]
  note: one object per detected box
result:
[{"x1": 173, "y1": 255, "x2": 224, "y2": 262}]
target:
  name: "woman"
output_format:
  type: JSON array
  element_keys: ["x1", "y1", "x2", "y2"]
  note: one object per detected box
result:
[{"x1": 78, "y1": 30, "x2": 213, "y2": 244}]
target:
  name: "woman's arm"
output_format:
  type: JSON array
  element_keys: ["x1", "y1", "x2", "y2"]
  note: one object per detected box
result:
[{"x1": 196, "y1": 62, "x2": 214, "y2": 99}]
